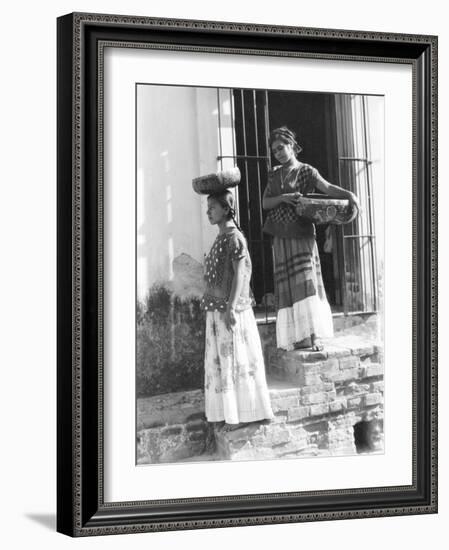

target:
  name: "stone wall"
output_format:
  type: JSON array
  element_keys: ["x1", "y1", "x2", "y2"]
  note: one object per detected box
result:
[
  {"x1": 137, "y1": 335, "x2": 384, "y2": 464},
  {"x1": 215, "y1": 337, "x2": 383, "y2": 460},
  {"x1": 137, "y1": 390, "x2": 210, "y2": 464}
]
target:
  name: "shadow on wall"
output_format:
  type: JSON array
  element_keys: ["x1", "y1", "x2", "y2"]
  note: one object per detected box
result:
[{"x1": 137, "y1": 285, "x2": 205, "y2": 398}]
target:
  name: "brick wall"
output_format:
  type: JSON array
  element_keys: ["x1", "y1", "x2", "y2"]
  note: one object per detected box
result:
[{"x1": 137, "y1": 335, "x2": 384, "y2": 463}]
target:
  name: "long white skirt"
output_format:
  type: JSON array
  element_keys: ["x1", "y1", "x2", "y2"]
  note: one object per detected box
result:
[
  {"x1": 204, "y1": 309, "x2": 274, "y2": 424},
  {"x1": 273, "y1": 235, "x2": 334, "y2": 351},
  {"x1": 276, "y1": 295, "x2": 334, "y2": 351}
]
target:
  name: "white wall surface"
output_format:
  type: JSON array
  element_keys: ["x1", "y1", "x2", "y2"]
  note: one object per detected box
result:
[
  {"x1": 137, "y1": 85, "x2": 235, "y2": 299},
  {"x1": 137, "y1": 85, "x2": 208, "y2": 296},
  {"x1": 0, "y1": 1, "x2": 445, "y2": 549}
]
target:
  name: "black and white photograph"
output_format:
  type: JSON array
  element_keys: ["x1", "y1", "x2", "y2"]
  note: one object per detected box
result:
[
  {"x1": 136, "y1": 85, "x2": 385, "y2": 465},
  {"x1": 1, "y1": 0, "x2": 443, "y2": 546}
]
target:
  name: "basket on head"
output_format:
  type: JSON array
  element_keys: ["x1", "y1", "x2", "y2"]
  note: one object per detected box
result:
[
  {"x1": 295, "y1": 194, "x2": 359, "y2": 225},
  {"x1": 192, "y1": 167, "x2": 241, "y2": 195}
]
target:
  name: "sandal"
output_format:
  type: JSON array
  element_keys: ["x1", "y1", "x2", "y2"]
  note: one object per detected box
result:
[{"x1": 311, "y1": 336, "x2": 324, "y2": 352}]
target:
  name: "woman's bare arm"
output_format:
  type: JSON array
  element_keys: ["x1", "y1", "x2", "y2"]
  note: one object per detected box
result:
[
  {"x1": 313, "y1": 174, "x2": 360, "y2": 211},
  {"x1": 225, "y1": 257, "x2": 245, "y2": 330},
  {"x1": 315, "y1": 174, "x2": 357, "y2": 201},
  {"x1": 262, "y1": 186, "x2": 298, "y2": 209}
]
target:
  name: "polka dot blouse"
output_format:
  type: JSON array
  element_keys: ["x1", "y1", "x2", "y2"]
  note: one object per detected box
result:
[{"x1": 200, "y1": 228, "x2": 255, "y2": 312}]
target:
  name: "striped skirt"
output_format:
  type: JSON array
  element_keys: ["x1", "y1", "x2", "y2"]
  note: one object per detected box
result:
[
  {"x1": 204, "y1": 309, "x2": 274, "y2": 424},
  {"x1": 273, "y1": 235, "x2": 334, "y2": 350}
]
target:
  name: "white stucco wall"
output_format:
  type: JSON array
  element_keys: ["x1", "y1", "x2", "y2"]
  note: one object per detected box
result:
[{"x1": 137, "y1": 85, "x2": 235, "y2": 301}]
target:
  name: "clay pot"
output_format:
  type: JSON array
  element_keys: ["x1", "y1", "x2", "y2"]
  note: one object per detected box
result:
[
  {"x1": 295, "y1": 194, "x2": 358, "y2": 225},
  {"x1": 192, "y1": 167, "x2": 241, "y2": 195}
]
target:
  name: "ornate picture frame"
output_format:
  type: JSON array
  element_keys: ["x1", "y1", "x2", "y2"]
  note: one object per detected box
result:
[{"x1": 57, "y1": 12, "x2": 437, "y2": 536}]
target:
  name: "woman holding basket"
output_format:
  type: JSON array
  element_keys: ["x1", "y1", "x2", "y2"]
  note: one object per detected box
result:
[{"x1": 263, "y1": 126, "x2": 360, "y2": 351}]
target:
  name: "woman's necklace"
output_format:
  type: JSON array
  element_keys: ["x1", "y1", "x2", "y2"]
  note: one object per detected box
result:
[{"x1": 280, "y1": 163, "x2": 298, "y2": 189}]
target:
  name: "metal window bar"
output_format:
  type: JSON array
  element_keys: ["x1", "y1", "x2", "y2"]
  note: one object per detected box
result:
[
  {"x1": 218, "y1": 90, "x2": 379, "y2": 322},
  {"x1": 253, "y1": 90, "x2": 269, "y2": 322},
  {"x1": 264, "y1": 92, "x2": 276, "y2": 323},
  {"x1": 217, "y1": 155, "x2": 269, "y2": 160},
  {"x1": 336, "y1": 94, "x2": 378, "y2": 316},
  {"x1": 217, "y1": 88, "x2": 224, "y2": 172},
  {"x1": 217, "y1": 89, "x2": 274, "y2": 323},
  {"x1": 240, "y1": 91, "x2": 252, "y2": 246},
  {"x1": 217, "y1": 91, "x2": 275, "y2": 318},
  {"x1": 361, "y1": 95, "x2": 379, "y2": 312},
  {"x1": 338, "y1": 164, "x2": 377, "y2": 313}
]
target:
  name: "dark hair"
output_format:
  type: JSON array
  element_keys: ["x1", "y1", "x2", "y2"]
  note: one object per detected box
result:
[
  {"x1": 207, "y1": 190, "x2": 244, "y2": 234},
  {"x1": 269, "y1": 126, "x2": 303, "y2": 156}
]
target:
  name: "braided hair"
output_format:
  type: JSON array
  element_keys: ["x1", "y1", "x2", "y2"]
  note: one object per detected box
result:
[
  {"x1": 207, "y1": 190, "x2": 244, "y2": 235},
  {"x1": 269, "y1": 126, "x2": 303, "y2": 156}
]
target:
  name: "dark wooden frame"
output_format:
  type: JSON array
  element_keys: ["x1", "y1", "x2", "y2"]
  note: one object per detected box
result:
[{"x1": 57, "y1": 12, "x2": 438, "y2": 537}]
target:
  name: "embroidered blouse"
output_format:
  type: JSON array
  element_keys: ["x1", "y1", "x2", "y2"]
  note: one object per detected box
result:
[
  {"x1": 200, "y1": 228, "x2": 255, "y2": 312},
  {"x1": 263, "y1": 163, "x2": 320, "y2": 239}
]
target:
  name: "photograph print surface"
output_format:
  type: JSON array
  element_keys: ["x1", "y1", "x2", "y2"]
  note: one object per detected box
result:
[{"x1": 136, "y1": 84, "x2": 385, "y2": 465}]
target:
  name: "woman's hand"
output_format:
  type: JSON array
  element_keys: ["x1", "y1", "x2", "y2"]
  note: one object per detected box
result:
[
  {"x1": 224, "y1": 307, "x2": 237, "y2": 332},
  {"x1": 281, "y1": 192, "x2": 301, "y2": 206},
  {"x1": 295, "y1": 196, "x2": 306, "y2": 216},
  {"x1": 348, "y1": 192, "x2": 361, "y2": 216}
]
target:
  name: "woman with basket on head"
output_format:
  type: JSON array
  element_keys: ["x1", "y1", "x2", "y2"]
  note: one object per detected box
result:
[
  {"x1": 263, "y1": 126, "x2": 360, "y2": 352},
  {"x1": 193, "y1": 168, "x2": 273, "y2": 431}
]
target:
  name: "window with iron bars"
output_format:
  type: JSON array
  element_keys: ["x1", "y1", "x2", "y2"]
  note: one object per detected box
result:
[{"x1": 217, "y1": 88, "x2": 379, "y2": 324}]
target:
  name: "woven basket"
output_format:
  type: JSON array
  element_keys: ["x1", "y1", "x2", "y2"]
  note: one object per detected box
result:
[
  {"x1": 295, "y1": 194, "x2": 358, "y2": 225},
  {"x1": 192, "y1": 167, "x2": 241, "y2": 195}
]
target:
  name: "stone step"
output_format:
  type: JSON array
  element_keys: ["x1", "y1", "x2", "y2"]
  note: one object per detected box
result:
[
  {"x1": 268, "y1": 335, "x2": 382, "y2": 386},
  {"x1": 214, "y1": 374, "x2": 384, "y2": 461},
  {"x1": 214, "y1": 418, "x2": 337, "y2": 461},
  {"x1": 214, "y1": 336, "x2": 384, "y2": 461},
  {"x1": 267, "y1": 372, "x2": 383, "y2": 421},
  {"x1": 331, "y1": 312, "x2": 378, "y2": 335},
  {"x1": 137, "y1": 335, "x2": 384, "y2": 464}
]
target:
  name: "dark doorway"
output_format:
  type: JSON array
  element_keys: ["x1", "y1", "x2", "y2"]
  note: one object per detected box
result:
[
  {"x1": 267, "y1": 91, "x2": 340, "y2": 308},
  {"x1": 232, "y1": 89, "x2": 342, "y2": 319}
]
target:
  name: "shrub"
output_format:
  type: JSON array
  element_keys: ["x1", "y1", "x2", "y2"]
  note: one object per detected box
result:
[{"x1": 136, "y1": 285, "x2": 205, "y2": 397}]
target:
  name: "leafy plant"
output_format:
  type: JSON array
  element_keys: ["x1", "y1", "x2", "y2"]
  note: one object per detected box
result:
[{"x1": 136, "y1": 285, "x2": 205, "y2": 397}]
